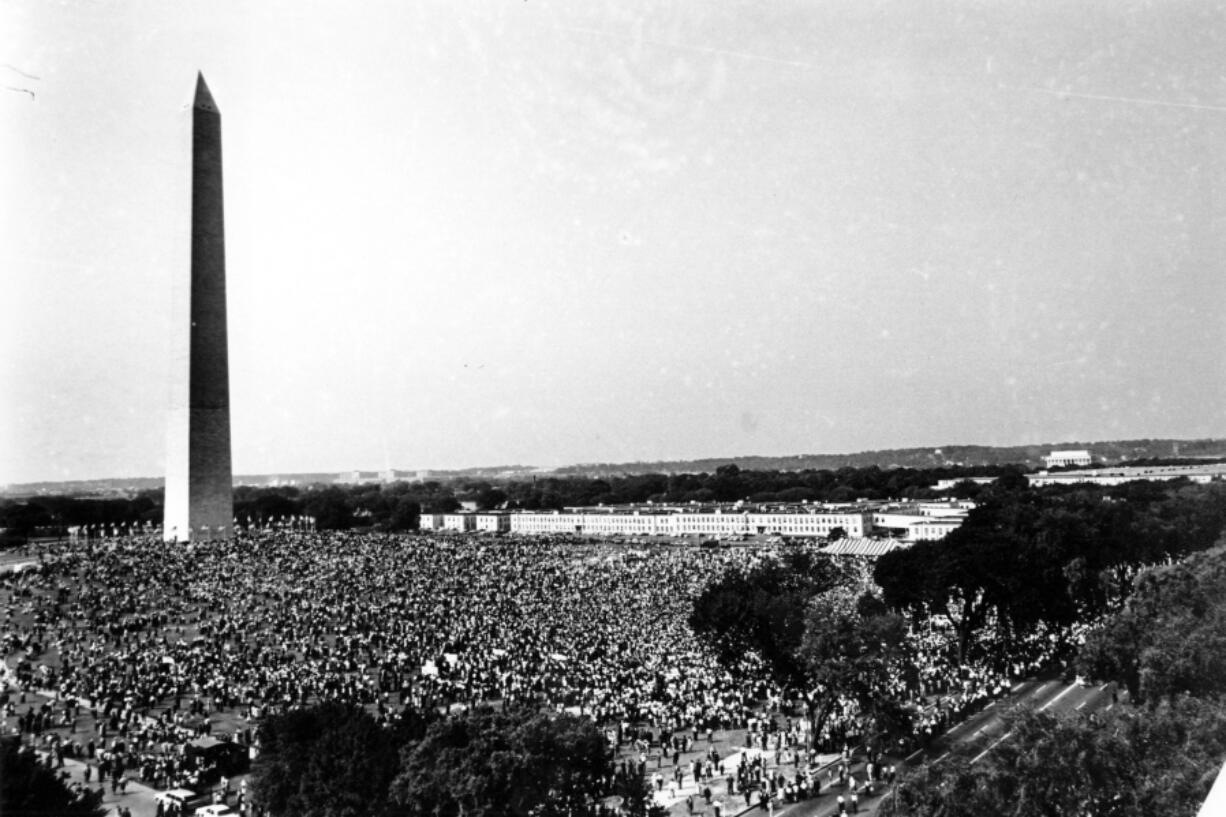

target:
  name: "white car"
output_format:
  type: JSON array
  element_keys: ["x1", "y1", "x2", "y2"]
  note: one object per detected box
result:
[{"x1": 194, "y1": 806, "x2": 236, "y2": 817}]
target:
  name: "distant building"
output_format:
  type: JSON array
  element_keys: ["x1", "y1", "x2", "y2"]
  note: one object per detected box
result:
[
  {"x1": 872, "y1": 501, "x2": 974, "y2": 542},
  {"x1": 442, "y1": 513, "x2": 475, "y2": 532},
  {"x1": 474, "y1": 512, "x2": 512, "y2": 533},
  {"x1": 1043, "y1": 450, "x2": 1093, "y2": 468},
  {"x1": 905, "y1": 517, "x2": 965, "y2": 542},
  {"x1": 499, "y1": 501, "x2": 967, "y2": 540},
  {"x1": 412, "y1": 500, "x2": 972, "y2": 541},
  {"x1": 335, "y1": 470, "x2": 381, "y2": 484},
  {"x1": 418, "y1": 510, "x2": 510, "y2": 533},
  {"x1": 511, "y1": 510, "x2": 583, "y2": 535},
  {"x1": 1030, "y1": 462, "x2": 1226, "y2": 488},
  {"x1": 933, "y1": 477, "x2": 996, "y2": 491},
  {"x1": 743, "y1": 509, "x2": 869, "y2": 538}
]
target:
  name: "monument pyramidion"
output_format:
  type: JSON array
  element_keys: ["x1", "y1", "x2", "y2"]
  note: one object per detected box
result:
[{"x1": 164, "y1": 73, "x2": 233, "y2": 542}]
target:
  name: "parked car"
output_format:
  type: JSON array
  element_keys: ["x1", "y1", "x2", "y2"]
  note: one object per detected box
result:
[{"x1": 194, "y1": 806, "x2": 236, "y2": 817}]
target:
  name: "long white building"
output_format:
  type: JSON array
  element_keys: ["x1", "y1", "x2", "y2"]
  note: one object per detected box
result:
[
  {"x1": 416, "y1": 500, "x2": 972, "y2": 541},
  {"x1": 1029, "y1": 462, "x2": 1226, "y2": 488}
]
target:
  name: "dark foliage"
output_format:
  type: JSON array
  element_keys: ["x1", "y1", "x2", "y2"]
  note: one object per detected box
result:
[
  {"x1": 1078, "y1": 543, "x2": 1226, "y2": 702},
  {"x1": 801, "y1": 589, "x2": 910, "y2": 746},
  {"x1": 250, "y1": 702, "x2": 619, "y2": 817},
  {"x1": 690, "y1": 550, "x2": 852, "y2": 687},
  {"x1": 251, "y1": 703, "x2": 413, "y2": 817},
  {"x1": 874, "y1": 482, "x2": 1226, "y2": 661},
  {"x1": 884, "y1": 535, "x2": 1226, "y2": 817},
  {"x1": 0, "y1": 738, "x2": 106, "y2": 817},
  {"x1": 883, "y1": 699, "x2": 1226, "y2": 817},
  {"x1": 389, "y1": 706, "x2": 611, "y2": 817}
]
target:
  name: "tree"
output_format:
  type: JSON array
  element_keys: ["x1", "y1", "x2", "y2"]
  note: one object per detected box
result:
[
  {"x1": 881, "y1": 698, "x2": 1226, "y2": 817},
  {"x1": 612, "y1": 767, "x2": 668, "y2": 817},
  {"x1": 800, "y1": 589, "x2": 909, "y2": 749},
  {"x1": 302, "y1": 487, "x2": 355, "y2": 531},
  {"x1": 389, "y1": 706, "x2": 611, "y2": 817},
  {"x1": 0, "y1": 737, "x2": 106, "y2": 817},
  {"x1": 243, "y1": 490, "x2": 302, "y2": 524},
  {"x1": 0, "y1": 502, "x2": 53, "y2": 539},
  {"x1": 427, "y1": 495, "x2": 461, "y2": 515},
  {"x1": 875, "y1": 484, "x2": 1226, "y2": 663},
  {"x1": 474, "y1": 487, "x2": 507, "y2": 511},
  {"x1": 710, "y1": 464, "x2": 744, "y2": 501},
  {"x1": 1078, "y1": 543, "x2": 1226, "y2": 702},
  {"x1": 875, "y1": 528, "x2": 1006, "y2": 663},
  {"x1": 690, "y1": 551, "x2": 851, "y2": 687},
  {"x1": 251, "y1": 703, "x2": 406, "y2": 817},
  {"x1": 389, "y1": 496, "x2": 421, "y2": 531}
]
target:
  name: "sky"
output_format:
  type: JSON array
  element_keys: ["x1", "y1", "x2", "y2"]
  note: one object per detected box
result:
[{"x1": 3, "y1": 0, "x2": 1226, "y2": 485}]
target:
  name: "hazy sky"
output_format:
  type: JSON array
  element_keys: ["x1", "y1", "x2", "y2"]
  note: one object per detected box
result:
[{"x1": 4, "y1": 1, "x2": 1226, "y2": 484}]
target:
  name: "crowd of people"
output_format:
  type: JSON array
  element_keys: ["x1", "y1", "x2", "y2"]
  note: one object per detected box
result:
[{"x1": 1, "y1": 530, "x2": 1078, "y2": 813}]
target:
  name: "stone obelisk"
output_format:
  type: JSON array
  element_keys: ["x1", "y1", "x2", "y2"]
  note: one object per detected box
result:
[{"x1": 164, "y1": 73, "x2": 233, "y2": 542}]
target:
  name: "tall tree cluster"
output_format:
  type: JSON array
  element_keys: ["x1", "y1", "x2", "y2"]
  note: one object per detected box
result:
[
  {"x1": 883, "y1": 543, "x2": 1226, "y2": 817},
  {"x1": 690, "y1": 551, "x2": 909, "y2": 747},
  {"x1": 689, "y1": 550, "x2": 852, "y2": 688},
  {"x1": 1076, "y1": 543, "x2": 1226, "y2": 702},
  {"x1": 250, "y1": 703, "x2": 661, "y2": 817},
  {"x1": 873, "y1": 481, "x2": 1226, "y2": 661},
  {"x1": 801, "y1": 589, "x2": 909, "y2": 748}
]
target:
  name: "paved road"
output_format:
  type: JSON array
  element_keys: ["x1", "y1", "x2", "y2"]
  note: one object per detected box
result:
[
  {"x1": 755, "y1": 676, "x2": 1120, "y2": 817},
  {"x1": 904, "y1": 675, "x2": 1119, "y2": 770}
]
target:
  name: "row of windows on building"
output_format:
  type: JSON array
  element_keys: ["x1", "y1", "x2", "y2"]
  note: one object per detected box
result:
[{"x1": 420, "y1": 507, "x2": 966, "y2": 541}]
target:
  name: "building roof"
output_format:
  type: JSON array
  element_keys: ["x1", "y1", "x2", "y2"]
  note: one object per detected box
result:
[{"x1": 821, "y1": 538, "x2": 907, "y2": 557}]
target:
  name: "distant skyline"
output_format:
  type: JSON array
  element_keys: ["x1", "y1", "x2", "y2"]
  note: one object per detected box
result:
[{"x1": 4, "y1": 1, "x2": 1226, "y2": 485}]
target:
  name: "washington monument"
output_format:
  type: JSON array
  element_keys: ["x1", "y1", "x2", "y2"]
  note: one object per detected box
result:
[{"x1": 164, "y1": 73, "x2": 233, "y2": 542}]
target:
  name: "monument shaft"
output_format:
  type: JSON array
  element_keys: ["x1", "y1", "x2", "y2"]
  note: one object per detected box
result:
[{"x1": 165, "y1": 74, "x2": 233, "y2": 542}]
